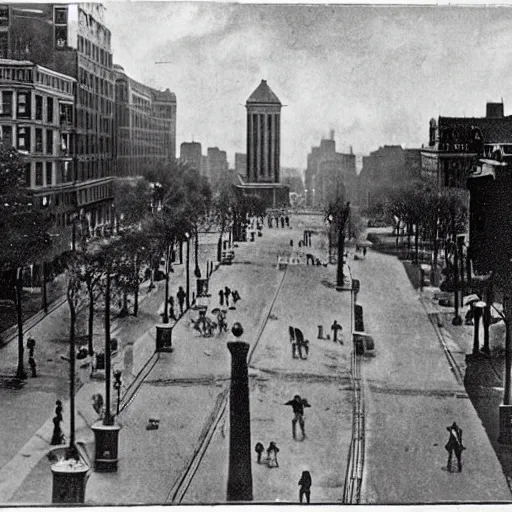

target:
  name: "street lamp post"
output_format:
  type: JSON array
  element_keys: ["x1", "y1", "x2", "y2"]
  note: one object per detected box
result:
[
  {"x1": 15, "y1": 266, "x2": 27, "y2": 380},
  {"x1": 499, "y1": 296, "x2": 512, "y2": 444},
  {"x1": 91, "y1": 266, "x2": 121, "y2": 472},
  {"x1": 185, "y1": 233, "x2": 191, "y2": 309},
  {"x1": 194, "y1": 228, "x2": 201, "y2": 278},
  {"x1": 162, "y1": 244, "x2": 171, "y2": 324}
]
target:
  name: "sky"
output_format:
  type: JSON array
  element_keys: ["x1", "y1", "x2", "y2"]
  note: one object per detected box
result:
[{"x1": 104, "y1": 2, "x2": 512, "y2": 169}]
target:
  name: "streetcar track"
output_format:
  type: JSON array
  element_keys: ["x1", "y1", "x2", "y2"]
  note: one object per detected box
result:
[{"x1": 167, "y1": 266, "x2": 289, "y2": 503}]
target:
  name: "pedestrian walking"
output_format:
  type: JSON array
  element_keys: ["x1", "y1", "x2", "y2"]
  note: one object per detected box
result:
[
  {"x1": 285, "y1": 215, "x2": 290, "y2": 227},
  {"x1": 28, "y1": 355, "x2": 37, "y2": 377},
  {"x1": 285, "y1": 395, "x2": 311, "y2": 440},
  {"x1": 177, "y1": 286, "x2": 186, "y2": 314},
  {"x1": 219, "y1": 289, "x2": 224, "y2": 306},
  {"x1": 298, "y1": 471, "x2": 312, "y2": 504},
  {"x1": 266, "y1": 441, "x2": 280, "y2": 468},
  {"x1": 281, "y1": 217, "x2": 285, "y2": 228},
  {"x1": 51, "y1": 414, "x2": 64, "y2": 445},
  {"x1": 331, "y1": 320, "x2": 343, "y2": 343},
  {"x1": 232, "y1": 290, "x2": 241, "y2": 304},
  {"x1": 27, "y1": 335, "x2": 36, "y2": 358},
  {"x1": 255, "y1": 442, "x2": 265, "y2": 463},
  {"x1": 55, "y1": 400, "x2": 63, "y2": 420},
  {"x1": 290, "y1": 239, "x2": 294, "y2": 247},
  {"x1": 363, "y1": 247, "x2": 367, "y2": 257},
  {"x1": 445, "y1": 422, "x2": 465, "y2": 472},
  {"x1": 224, "y1": 286, "x2": 231, "y2": 307}
]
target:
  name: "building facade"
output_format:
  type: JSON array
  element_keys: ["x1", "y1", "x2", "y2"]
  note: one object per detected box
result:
[
  {"x1": 235, "y1": 152, "x2": 246, "y2": 178},
  {"x1": 180, "y1": 141, "x2": 202, "y2": 172},
  {"x1": 0, "y1": 58, "x2": 76, "y2": 256},
  {"x1": 236, "y1": 80, "x2": 288, "y2": 208},
  {"x1": 305, "y1": 132, "x2": 356, "y2": 208},
  {"x1": 206, "y1": 146, "x2": 228, "y2": 186},
  {"x1": 114, "y1": 64, "x2": 176, "y2": 177},
  {"x1": 420, "y1": 103, "x2": 512, "y2": 189},
  {"x1": 0, "y1": 3, "x2": 115, "y2": 241}
]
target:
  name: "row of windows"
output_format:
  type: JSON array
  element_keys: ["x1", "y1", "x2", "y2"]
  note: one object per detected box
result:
[
  {"x1": 25, "y1": 160, "x2": 72, "y2": 188},
  {"x1": 35, "y1": 70, "x2": 74, "y2": 96},
  {"x1": 77, "y1": 35, "x2": 113, "y2": 68},
  {"x1": 117, "y1": 139, "x2": 168, "y2": 158},
  {"x1": 77, "y1": 133, "x2": 112, "y2": 155},
  {"x1": 116, "y1": 106, "x2": 173, "y2": 130},
  {"x1": 78, "y1": 88, "x2": 113, "y2": 116},
  {"x1": 0, "y1": 90, "x2": 73, "y2": 125},
  {"x1": 0, "y1": 123, "x2": 72, "y2": 156},
  {"x1": 76, "y1": 158, "x2": 111, "y2": 183},
  {"x1": 78, "y1": 69, "x2": 113, "y2": 98}
]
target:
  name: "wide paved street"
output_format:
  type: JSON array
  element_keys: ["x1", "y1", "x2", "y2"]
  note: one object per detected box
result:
[{"x1": 1, "y1": 215, "x2": 511, "y2": 504}]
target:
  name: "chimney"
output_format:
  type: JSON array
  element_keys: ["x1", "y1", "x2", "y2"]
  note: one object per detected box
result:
[
  {"x1": 350, "y1": 146, "x2": 353, "y2": 155},
  {"x1": 330, "y1": 129, "x2": 335, "y2": 140},
  {"x1": 486, "y1": 102, "x2": 504, "y2": 118}
]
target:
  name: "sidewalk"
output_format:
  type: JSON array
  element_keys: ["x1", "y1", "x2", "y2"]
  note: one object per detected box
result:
[
  {"x1": 356, "y1": 244, "x2": 511, "y2": 503},
  {"x1": 0, "y1": 232, "x2": 222, "y2": 504}
]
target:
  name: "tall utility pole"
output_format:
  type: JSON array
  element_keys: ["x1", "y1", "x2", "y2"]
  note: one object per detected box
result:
[{"x1": 328, "y1": 200, "x2": 350, "y2": 289}]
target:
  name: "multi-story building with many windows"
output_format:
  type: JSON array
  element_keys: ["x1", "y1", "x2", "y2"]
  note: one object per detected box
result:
[
  {"x1": 0, "y1": 58, "x2": 76, "y2": 256},
  {"x1": 114, "y1": 65, "x2": 176, "y2": 177},
  {"x1": 0, "y1": 3, "x2": 115, "y2": 242}
]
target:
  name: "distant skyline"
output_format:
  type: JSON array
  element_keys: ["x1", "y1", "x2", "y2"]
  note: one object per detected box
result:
[{"x1": 105, "y1": 3, "x2": 512, "y2": 168}]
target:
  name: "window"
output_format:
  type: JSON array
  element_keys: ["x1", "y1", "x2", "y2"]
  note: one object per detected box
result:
[
  {"x1": 46, "y1": 162, "x2": 52, "y2": 186},
  {"x1": 46, "y1": 129, "x2": 53, "y2": 154},
  {"x1": 35, "y1": 95, "x2": 43, "y2": 120},
  {"x1": 35, "y1": 128, "x2": 43, "y2": 152},
  {"x1": 0, "y1": 6, "x2": 9, "y2": 27},
  {"x1": 46, "y1": 97, "x2": 53, "y2": 123},
  {"x1": 0, "y1": 91, "x2": 12, "y2": 116},
  {"x1": 59, "y1": 102, "x2": 73, "y2": 126},
  {"x1": 17, "y1": 92, "x2": 30, "y2": 118},
  {"x1": 35, "y1": 162, "x2": 43, "y2": 186},
  {"x1": 1, "y1": 125, "x2": 12, "y2": 145},
  {"x1": 16, "y1": 126, "x2": 30, "y2": 150},
  {"x1": 0, "y1": 32, "x2": 8, "y2": 59},
  {"x1": 55, "y1": 26, "x2": 67, "y2": 49},
  {"x1": 54, "y1": 7, "x2": 67, "y2": 24}
]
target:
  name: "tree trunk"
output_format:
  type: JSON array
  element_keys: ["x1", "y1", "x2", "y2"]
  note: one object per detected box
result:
[
  {"x1": 336, "y1": 225, "x2": 345, "y2": 287},
  {"x1": 104, "y1": 269, "x2": 113, "y2": 426},
  {"x1": 504, "y1": 296, "x2": 512, "y2": 406},
  {"x1": 88, "y1": 288, "x2": 94, "y2": 356},
  {"x1": 41, "y1": 260, "x2": 48, "y2": 314},
  {"x1": 395, "y1": 219, "x2": 400, "y2": 248},
  {"x1": 133, "y1": 256, "x2": 139, "y2": 317},
  {"x1": 68, "y1": 293, "x2": 76, "y2": 453},
  {"x1": 414, "y1": 223, "x2": 419, "y2": 264},
  {"x1": 217, "y1": 234, "x2": 223, "y2": 262},
  {"x1": 15, "y1": 267, "x2": 26, "y2": 380}
]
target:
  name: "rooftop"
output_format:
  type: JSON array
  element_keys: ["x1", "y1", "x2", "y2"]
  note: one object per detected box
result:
[
  {"x1": 439, "y1": 116, "x2": 512, "y2": 144},
  {"x1": 246, "y1": 80, "x2": 281, "y2": 105}
]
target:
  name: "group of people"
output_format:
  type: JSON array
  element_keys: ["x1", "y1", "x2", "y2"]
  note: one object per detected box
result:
[
  {"x1": 165, "y1": 286, "x2": 187, "y2": 321},
  {"x1": 255, "y1": 441, "x2": 280, "y2": 468},
  {"x1": 218, "y1": 286, "x2": 241, "y2": 308},
  {"x1": 268, "y1": 215, "x2": 290, "y2": 229}
]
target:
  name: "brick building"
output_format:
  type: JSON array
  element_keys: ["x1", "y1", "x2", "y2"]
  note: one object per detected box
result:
[{"x1": 114, "y1": 64, "x2": 176, "y2": 177}]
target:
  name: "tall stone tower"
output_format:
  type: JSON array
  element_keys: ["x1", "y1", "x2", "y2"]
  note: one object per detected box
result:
[{"x1": 246, "y1": 80, "x2": 281, "y2": 183}]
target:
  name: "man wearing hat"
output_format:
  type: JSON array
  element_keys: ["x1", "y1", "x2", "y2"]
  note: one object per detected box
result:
[{"x1": 445, "y1": 421, "x2": 465, "y2": 472}]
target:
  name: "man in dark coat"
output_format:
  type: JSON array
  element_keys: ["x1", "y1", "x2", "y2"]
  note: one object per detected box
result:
[
  {"x1": 224, "y1": 286, "x2": 231, "y2": 307},
  {"x1": 298, "y1": 471, "x2": 312, "y2": 503},
  {"x1": 445, "y1": 421, "x2": 465, "y2": 472},
  {"x1": 219, "y1": 289, "x2": 224, "y2": 306},
  {"x1": 285, "y1": 395, "x2": 311, "y2": 439},
  {"x1": 177, "y1": 286, "x2": 187, "y2": 314}
]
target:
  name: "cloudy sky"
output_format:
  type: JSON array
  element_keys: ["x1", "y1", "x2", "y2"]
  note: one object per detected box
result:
[{"x1": 105, "y1": 3, "x2": 512, "y2": 169}]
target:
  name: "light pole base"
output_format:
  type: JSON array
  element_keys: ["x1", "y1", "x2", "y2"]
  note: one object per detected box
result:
[
  {"x1": 499, "y1": 405, "x2": 512, "y2": 444},
  {"x1": 156, "y1": 324, "x2": 173, "y2": 353},
  {"x1": 452, "y1": 315, "x2": 463, "y2": 326},
  {"x1": 91, "y1": 422, "x2": 121, "y2": 472}
]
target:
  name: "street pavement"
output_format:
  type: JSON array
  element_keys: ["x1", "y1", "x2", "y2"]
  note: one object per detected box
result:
[
  {"x1": 353, "y1": 246, "x2": 511, "y2": 503},
  {"x1": 2, "y1": 217, "x2": 511, "y2": 505}
]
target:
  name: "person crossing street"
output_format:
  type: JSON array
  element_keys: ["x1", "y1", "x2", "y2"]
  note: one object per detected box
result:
[{"x1": 285, "y1": 395, "x2": 311, "y2": 440}]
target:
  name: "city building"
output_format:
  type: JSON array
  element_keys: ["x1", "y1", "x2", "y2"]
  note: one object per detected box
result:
[
  {"x1": 420, "y1": 102, "x2": 512, "y2": 189},
  {"x1": 357, "y1": 145, "x2": 405, "y2": 210},
  {"x1": 235, "y1": 152, "x2": 246, "y2": 178},
  {"x1": 0, "y1": 58, "x2": 75, "y2": 258},
  {"x1": 236, "y1": 79, "x2": 288, "y2": 208},
  {"x1": 114, "y1": 64, "x2": 176, "y2": 177},
  {"x1": 404, "y1": 148, "x2": 422, "y2": 180},
  {"x1": 280, "y1": 167, "x2": 304, "y2": 195},
  {"x1": 180, "y1": 141, "x2": 202, "y2": 173},
  {"x1": 305, "y1": 132, "x2": 356, "y2": 208},
  {"x1": 206, "y1": 146, "x2": 228, "y2": 186},
  {"x1": 0, "y1": 3, "x2": 115, "y2": 241}
]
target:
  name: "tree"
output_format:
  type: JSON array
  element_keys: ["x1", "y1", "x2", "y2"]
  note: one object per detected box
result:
[
  {"x1": 326, "y1": 195, "x2": 351, "y2": 287},
  {"x1": 0, "y1": 140, "x2": 51, "y2": 379},
  {"x1": 112, "y1": 177, "x2": 152, "y2": 230},
  {"x1": 213, "y1": 183, "x2": 236, "y2": 261}
]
